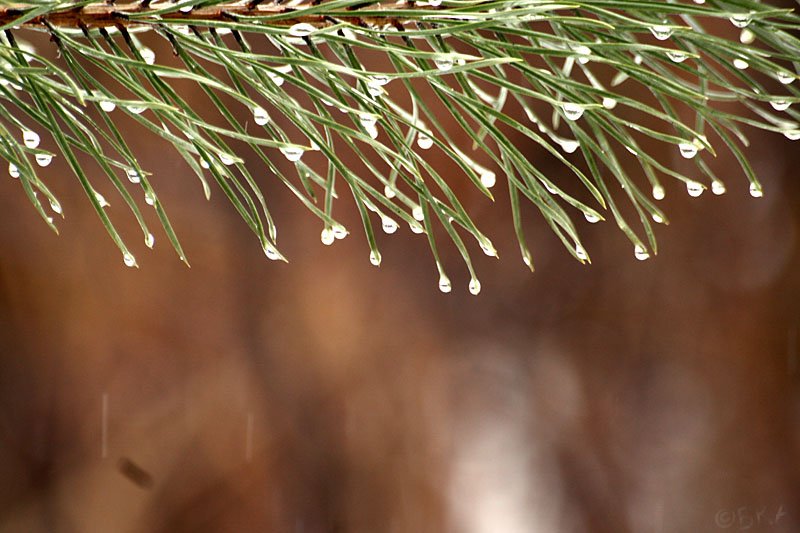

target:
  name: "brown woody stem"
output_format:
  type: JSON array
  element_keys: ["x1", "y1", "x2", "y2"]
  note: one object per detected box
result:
[{"x1": 0, "y1": 2, "x2": 412, "y2": 30}]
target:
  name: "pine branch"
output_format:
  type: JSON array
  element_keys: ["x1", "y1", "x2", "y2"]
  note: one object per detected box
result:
[{"x1": 1, "y1": 0, "x2": 799, "y2": 293}]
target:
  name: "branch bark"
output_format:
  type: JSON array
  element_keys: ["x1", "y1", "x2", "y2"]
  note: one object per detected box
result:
[{"x1": 0, "y1": 2, "x2": 418, "y2": 30}]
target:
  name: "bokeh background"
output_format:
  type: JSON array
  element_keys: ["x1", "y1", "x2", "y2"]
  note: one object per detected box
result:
[{"x1": 1, "y1": 10, "x2": 800, "y2": 533}]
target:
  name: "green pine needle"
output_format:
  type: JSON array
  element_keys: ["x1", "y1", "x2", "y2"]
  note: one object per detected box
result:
[{"x1": 1, "y1": 0, "x2": 798, "y2": 292}]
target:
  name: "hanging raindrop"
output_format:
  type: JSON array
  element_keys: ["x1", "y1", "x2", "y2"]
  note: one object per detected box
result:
[
  {"x1": 777, "y1": 71, "x2": 795, "y2": 85},
  {"x1": 320, "y1": 227, "x2": 335, "y2": 245},
  {"x1": 95, "y1": 191, "x2": 110, "y2": 207},
  {"x1": 584, "y1": 212, "x2": 600, "y2": 224},
  {"x1": 417, "y1": 132, "x2": 433, "y2": 150},
  {"x1": 438, "y1": 274, "x2": 452, "y2": 293},
  {"x1": 711, "y1": 180, "x2": 726, "y2": 195},
  {"x1": 140, "y1": 48, "x2": 155, "y2": 65},
  {"x1": 686, "y1": 180, "x2": 704, "y2": 197},
  {"x1": 562, "y1": 103, "x2": 585, "y2": 121},
  {"x1": 22, "y1": 130, "x2": 40, "y2": 149},
  {"x1": 652, "y1": 185, "x2": 665, "y2": 200},
  {"x1": 633, "y1": 245, "x2": 650, "y2": 261},
  {"x1": 575, "y1": 244, "x2": 588, "y2": 261},
  {"x1": 253, "y1": 106, "x2": 270, "y2": 125},
  {"x1": 749, "y1": 183, "x2": 764, "y2": 198},
  {"x1": 35, "y1": 154, "x2": 52, "y2": 167},
  {"x1": 280, "y1": 147, "x2": 304, "y2": 162},
  {"x1": 145, "y1": 233, "x2": 155, "y2": 249},
  {"x1": 480, "y1": 171, "x2": 496, "y2": 189},
  {"x1": 99, "y1": 99, "x2": 116, "y2": 113},
  {"x1": 729, "y1": 12, "x2": 753, "y2": 29},
  {"x1": 369, "y1": 250, "x2": 382, "y2": 266},
  {"x1": 288, "y1": 23, "x2": 316, "y2": 38},
  {"x1": 468, "y1": 278, "x2": 481, "y2": 295},
  {"x1": 650, "y1": 25, "x2": 674, "y2": 41},
  {"x1": 126, "y1": 169, "x2": 141, "y2": 184},
  {"x1": 434, "y1": 56, "x2": 455, "y2": 72},
  {"x1": 678, "y1": 142, "x2": 698, "y2": 159},
  {"x1": 381, "y1": 217, "x2": 398, "y2": 234},
  {"x1": 123, "y1": 252, "x2": 137, "y2": 268},
  {"x1": 770, "y1": 100, "x2": 791, "y2": 112}
]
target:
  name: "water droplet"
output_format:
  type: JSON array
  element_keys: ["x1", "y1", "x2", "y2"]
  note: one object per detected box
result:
[
  {"x1": 332, "y1": 225, "x2": 347, "y2": 240},
  {"x1": 544, "y1": 182, "x2": 558, "y2": 195},
  {"x1": 434, "y1": 56, "x2": 454, "y2": 72},
  {"x1": 127, "y1": 105, "x2": 146, "y2": 114},
  {"x1": 145, "y1": 233, "x2": 155, "y2": 248},
  {"x1": 562, "y1": 102, "x2": 585, "y2": 121},
  {"x1": 602, "y1": 97, "x2": 617, "y2": 110},
  {"x1": 144, "y1": 190, "x2": 156, "y2": 206},
  {"x1": 263, "y1": 243, "x2": 281, "y2": 260},
  {"x1": 417, "y1": 132, "x2": 433, "y2": 150},
  {"x1": 740, "y1": 28, "x2": 755, "y2": 44},
  {"x1": 179, "y1": 3, "x2": 193, "y2": 13},
  {"x1": 770, "y1": 100, "x2": 791, "y2": 112},
  {"x1": 666, "y1": 50, "x2": 688, "y2": 63},
  {"x1": 429, "y1": 0, "x2": 442, "y2": 6},
  {"x1": 280, "y1": 147, "x2": 304, "y2": 162},
  {"x1": 200, "y1": 158, "x2": 210, "y2": 169},
  {"x1": 412, "y1": 205, "x2": 424, "y2": 221},
  {"x1": 410, "y1": 223, "x2": 423, "y2": 234},
  {"x1": 634, "y1": 244, "x2": 650, "y2": 261},
  {"x1": 560, "y1": 139, "x2": 580, "y2": 153},
  {"x1": 686, "y1": 180, "x2": 704, "y2": 197},
  {"x1": 584, "y1": 212, "x2": 600, "y2": 223},
  {"x1": 140, "y1": 48, "x2": 155, "y2": 65},
  {"x1": 733, "y1": 58, "x2": 749, "y2": 70},
  {"x1": 480, "y1": 171, "x2": 496, "y2": 189},
  {"x1": 729, "y1": 12, "x2": 753, "y2": 29},
  {"x1": 49, "y1": 199, "x2": 62, "y2": 214},
  {"x1": 320, "y1": 227, "x2": 335, "y2": 245},
  {"x1": 35, "y1": 153, "x2": 52, "y2": 167},
  {"x1": 369, "y1": 250, "x2": 381, "y2": 266},
  {"x1": 268, "y1": 65, "x2": 291, "y2": 87},
  {"x1": 22, "y1": 130, "x2": 40, "y2": 149},
  {"x1": 468, "y1": 278, "x2": 481, "y2": 295},
  {"x1": 711, "y1": 180, "x2": 726, "y2": 195},
  {"x1": 749, "y1": 183, "x2": 764, "y2": 197},
  {"x1": 652, "y1": 213, "x2": 664, "y2": 224},
  {"x1": 784, "y1": 129, "x2": 800, "y2": 141},
  {"x1": 126, "y1": 169, "x2": 141, "y2": 184},
  {"x1": 369, "y1": 75, "x2": 390, "y2": 86},
  {"x1": 573, "y1": 45, "x2": 591, "y2": 64},
  {"x1": 384, "y1": 185, "x2": 396, "y2": 199},
  {"x1": 381, "y1": 217, "x2": 398, "y2": 234},
  {"x1": 219, "y1": 153, "x2": 235, "y2": 166},
  {"x1": 678, "y1": 142, "x2": 698, "y2": 159},
  {"x1": 95, "y1": 191, "x2": 110, "y2": 207},
  {"x1": 438, "y1": 274, "x2": 452, "y2": 293},
  {"x1": 480, "y1": 241, "x2": 497, "y2": 257},
  {"x1": 253, "y1": 106, "x2": 270, "y2": 125},
  {"x1": 289, "y1": 23, "x2": 316, "y2": 38},
  {"x1": 123, "y1": 252, "x2": 137, "y2": 268},
  {"x1": 359, "y1": 113, "x2": 378, "y2": 128},
  {"x1": 650, "y1": 25, "x2": 674, "y2": 41},
  {"x1": 575, "y1": 244, "x2": 588, "y2": 261},
  {"x1": 777, "y1": 71, "x2": 795, "y2": 85},
  {"x1": 99, "y1": 99, "x2": 116, "y2": 112}
]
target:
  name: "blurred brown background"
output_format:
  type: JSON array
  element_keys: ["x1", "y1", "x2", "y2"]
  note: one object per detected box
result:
[{"x1": 1, "y1": 19, "x2": 800, "y2": 533}]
